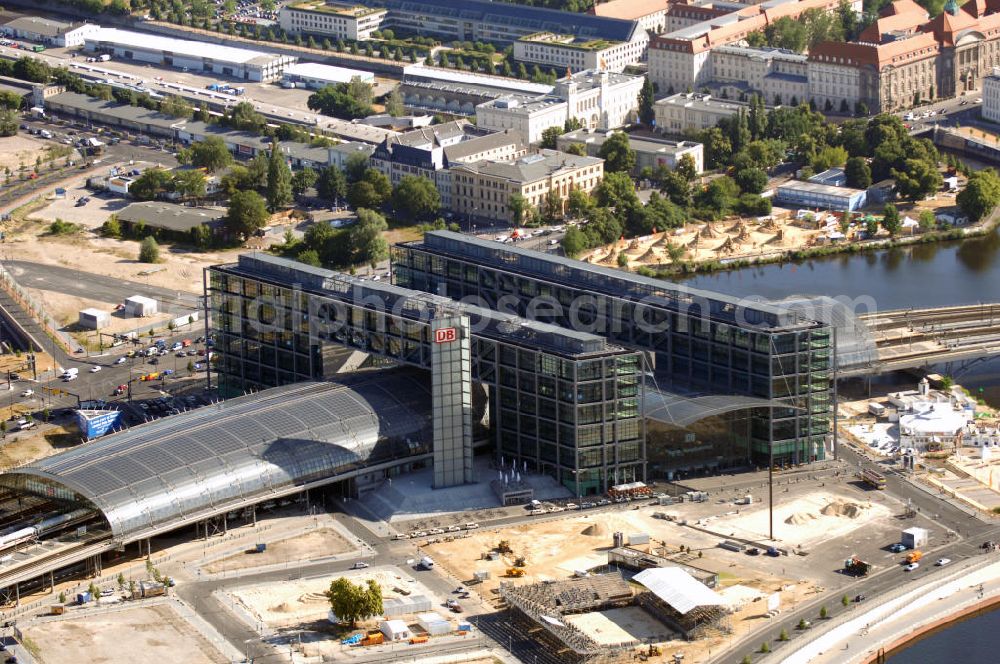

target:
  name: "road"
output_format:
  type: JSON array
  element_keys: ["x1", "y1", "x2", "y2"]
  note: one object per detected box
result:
[
  {"x1": 709, "y1": 443, "x2": 998, "y2": 664},
  {"x1": 1, "y1": 260, "x2": 200, "y2": 314}
]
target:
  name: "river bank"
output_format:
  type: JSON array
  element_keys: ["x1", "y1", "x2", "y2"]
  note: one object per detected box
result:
[
  {"x1": 875, "y1": 593, "x2": 1000, "y2": 663},
  {"x1": 770, "y1": 557, "x2": 1000, "y2": 664}
]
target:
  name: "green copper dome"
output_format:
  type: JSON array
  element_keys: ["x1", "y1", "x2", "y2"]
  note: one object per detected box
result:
[{"x1": 944, "y1": 0, "x2": 960, "y2": 15}]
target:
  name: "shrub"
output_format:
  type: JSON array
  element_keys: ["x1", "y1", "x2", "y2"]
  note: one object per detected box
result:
[
  {"x1": 138, "y1": 236, "x2": 160, "y2": 263},
  {"x1": 46, "y1": 218, "x2": 79, "y2": 235}
]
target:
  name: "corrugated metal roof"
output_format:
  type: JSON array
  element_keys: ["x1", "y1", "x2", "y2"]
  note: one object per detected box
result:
[
  {"x1": 634, "y1": 568, "x2": 722, "y2": 614},
  {"x1": 4, "y1": 371, "x2": 432, "y2": 541}
]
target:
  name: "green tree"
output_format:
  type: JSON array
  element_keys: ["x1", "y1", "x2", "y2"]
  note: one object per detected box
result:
[
  {"x1": 566, "y1": 142, "x2": 587, "y2": 156},
  {"x1": 810, "y1": 145, "x2": 849, "y2": 172},
  {"x1": 227, "y1": 101, "x2": 265, "y2": 132},
  {"x1": 844, "y1": 156, "x2": 872, "y2": 189},
  {"x1": 186, "y1": 136, "x2": 233, "y2": 172},
  {"x1": 101, "y1": 215, "x2": 122, "y2": 238},
  {"x1": 918, "y1": 208, "x2": 937, "y2": 230},
  {"x1": 597, "y1": 132, "x2": 637, "y2": 174},
  {"x1": 317, "y1": 166, "x2": 347, "y2": 201},
  {"x1": 385, "y1": 87, "x2": 405, "y2": 117},
  {"x1": 819, "y1": 605, "x2": 829, "y2": 619},
  {"x1": 638, "y1": 76, "x2": 655, "y2": 126},
  {"x1": 348, "y1": 208, "x2": 389, "y2": 266},
  {"x1": 327, "y1": 578, "x2": 384, "y2": 627},
  {"x1": 129, "y1": 168, "x2": 173, "y2": 201},
  {"x1": 540, "y1": 125, "x2": 562, "y2": 150},
  {"x1": 296, "y1": 248, "x2": 321, "y2": 266},
  {"x1": 266, "y1": 142, "x2": 293, "y2": 211},
  {"x1": 160, "y1": 95, "x2": 194, "y2": 119},
  {"x1": 138, "y1": 236, "x2": 160, "y2": 263},
  {"x1": 566, "y1": 187, "x2": 593, "y2": 219},
  {"x1": 292, "y1": 167, "x2": 318, "y2": 197},
  {"x1": 881, "y1": 203, "x2": 901, "y2": 237},
  {"x1": 344, "y1": 152, "x2": 369, "y2": 183},
  {"x1": 307, "y1": 77, "x2": 374, "y2": 119},
  {"x1": 892, "y1": 159, "x2": 942, "y2": 200},
  {"x1": 172, "y1": 169, "x2": 208, "y2": 200},
  {"x1": 841, "y1": 594, "x2": 850, "y2": 607},
  {"x1": 0, "y1": 108, "x2": 17, "y2": 137},
  {"x1": 865, "y1": 215, "x2": 879, "y2": 237},
  {"x1": 561, "y1": 225, "x2": 587, "y2": 257},
  {"x1": 226, "y1": 190, "x2": 269, "y2": 238},
  {"x1": 348, "y1": 168, "x2": 391, "y2": 209},
  {"x1": 391, "y1": 175, "x2": 440, "y2": 222},
  {"x1": 957, "y1": 169, "x2": 1000, "y2": 221},
  {"x1": 779, "y1": 628, "x2": 789, "y2": 641},
  {"x1": 594, "y1": 171, "x2": 640, "y2": 219},
  {"x1": 760, "y1": 642, "x2": 771, "y2": 653},
  {"x1": 508, "y1": 192, "x2": 530, "y2": 226},
  {"x1": 734, "y1": 167, "x2": 768, "y2": 194}
]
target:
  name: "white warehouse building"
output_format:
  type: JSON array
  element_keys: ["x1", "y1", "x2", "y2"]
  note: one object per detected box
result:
[
  {"x1": 281, "y1": 62, "x2": 374, "y2": 89},
  {"x1": 84, "y1": 28, "x2": 295, "y2": 82}
]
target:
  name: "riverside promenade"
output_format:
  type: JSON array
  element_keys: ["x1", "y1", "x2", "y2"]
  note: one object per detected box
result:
[{"x1": 767, "y1": 557, "x2": 1000, "y2": 664}]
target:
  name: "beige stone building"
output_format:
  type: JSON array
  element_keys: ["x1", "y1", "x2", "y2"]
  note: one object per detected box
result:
[{"x1": 450, "y1": 150, "x2": 604, "y2": 224}]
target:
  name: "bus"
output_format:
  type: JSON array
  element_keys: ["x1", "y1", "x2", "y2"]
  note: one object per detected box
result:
[{"x1": 859, "y1": 468, "x2": 886, "y2": 490}]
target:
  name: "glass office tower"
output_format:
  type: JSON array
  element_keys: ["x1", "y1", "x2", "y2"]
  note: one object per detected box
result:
[{"x1": 392, "y1": 231, "x2": 832, "y2": 471}]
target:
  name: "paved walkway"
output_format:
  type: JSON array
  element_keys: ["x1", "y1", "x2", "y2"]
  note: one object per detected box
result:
[{"x1": 770, "y1": 558, "x2": 1000, "y2": 664}]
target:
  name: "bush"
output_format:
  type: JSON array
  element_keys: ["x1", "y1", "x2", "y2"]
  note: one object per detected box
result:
[
  {"x1": 842, "y1": 594, "x2": 850, "y2": 607},
  {"x1": 760, "y1": 642, "x2": 770, "y2": 653},
  {"x1": 820, "y1": 605, "x2": 828, "y2": 619},
  {"x1": 46, "y1": 218, "x2": 79, "y2": 235},
  {"x1": 138, "y1": 236, "x2": 160, "y2": 263},
  {"x1": 779, "y1": 628, "x2": 789, "y2": 641}
]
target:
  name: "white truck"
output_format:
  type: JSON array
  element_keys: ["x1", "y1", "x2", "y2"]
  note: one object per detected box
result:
[
  {"x1": 61, "y1": 367, "x2": 79, "y2": 381},
  {"x1": 98, "y1": 54, "x2": 111, "y2": 62},
  {"x1": 419, "y1": 556, "x2": 434, "y2": 570}
]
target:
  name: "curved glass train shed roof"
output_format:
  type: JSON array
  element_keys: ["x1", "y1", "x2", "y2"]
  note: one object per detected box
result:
[{"x1": 0, "y1": 371, "x2": 431, "y2": 542}]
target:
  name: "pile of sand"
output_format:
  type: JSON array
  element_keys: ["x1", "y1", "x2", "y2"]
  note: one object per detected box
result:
[
  {"x1": 821, "y1": 500, "x2": 865, "y2": 518},
  {"x1": 581, "y1": 523, "x2": 609, "y2": 537},
  {"x1": 273, "y1": 602, "x2": 297, "y2": 613},
  {"x1": 784, "y1": 512, "x2": 818, "y2": 525}
]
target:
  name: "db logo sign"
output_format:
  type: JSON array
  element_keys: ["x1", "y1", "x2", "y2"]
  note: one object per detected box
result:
[{"x1": 434, "y1": 327, "x2": 457, "y2": 344}]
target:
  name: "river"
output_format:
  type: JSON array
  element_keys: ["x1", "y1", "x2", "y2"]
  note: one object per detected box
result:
[
  {"x1": 884, "y1": 604, "x2": 1000, "y2": 662},
  {"x1": 676, "y1": 228, "x2": 1000, "y2": 405}
]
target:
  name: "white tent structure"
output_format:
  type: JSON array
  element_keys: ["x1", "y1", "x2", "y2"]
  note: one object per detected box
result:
[
  {"x1": 633, "y1": 567, "x2": 723, "y2": 615},
  {"x1": 379, "y1": 619, "x2": 411, "y2": 641}
]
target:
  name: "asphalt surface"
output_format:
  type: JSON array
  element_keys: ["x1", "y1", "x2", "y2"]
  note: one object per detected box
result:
[{"x1": 2, "y1": 260, "x2": 201, "y2": 314}]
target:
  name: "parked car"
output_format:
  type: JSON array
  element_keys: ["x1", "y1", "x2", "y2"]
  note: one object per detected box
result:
[{"x1": 889, "y1": 543, "x2": 907, "y2": 553}]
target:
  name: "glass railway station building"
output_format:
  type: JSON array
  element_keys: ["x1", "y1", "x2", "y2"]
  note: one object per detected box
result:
[{"x1": 207, "y1": 232, "x2": 834, "y2": 495}]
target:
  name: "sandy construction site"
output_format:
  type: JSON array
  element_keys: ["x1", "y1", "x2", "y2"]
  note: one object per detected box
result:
[
  {"x1": 203, "y1": 527, "x2": 359, "y2": 574},
  {"x1": 228, "y1": 567, "x2": 431, "y2": 629},
  {"x1": 24, "y1": 603, "x2": 229, "y2": 664},
  {"x1": 708, "y1": 491, "x2": 892, "y2": 549}
]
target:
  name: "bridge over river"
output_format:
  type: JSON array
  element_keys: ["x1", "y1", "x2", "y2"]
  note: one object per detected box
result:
[{"x1": 839, "y1": 303, "x2": 1000, "y2": 377}]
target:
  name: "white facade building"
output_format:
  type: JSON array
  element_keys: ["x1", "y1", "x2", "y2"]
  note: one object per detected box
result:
[
  {"x1": 513, "y1": 31, "x2": 649, "y2": 73},
  {"x1": 477, "y1": 69, "x2": 643, "y2": 144},
  {"x1": 278, "y1": 1, "x2": 387, "y2": 40},
  {"x1": 653, "y1": 92, "x2": 750, "y2": 133},
  {"x1": 2, "y1": 17, "x2": 99, "y2": 47},
  {"x1": 984, "y1": 67, "x2": 1000, "y2": 124},
  {"x1": 84, "y1": 28, "x2": 295, "y2": 82}
]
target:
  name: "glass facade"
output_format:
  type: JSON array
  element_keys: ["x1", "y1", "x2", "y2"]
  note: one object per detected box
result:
[
  {"x1": 206, "y1": 255, "x2": 645, "y2": 496},
  {"x1": 392, "y1": 232, "x2": 833, "y2": 471}
]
